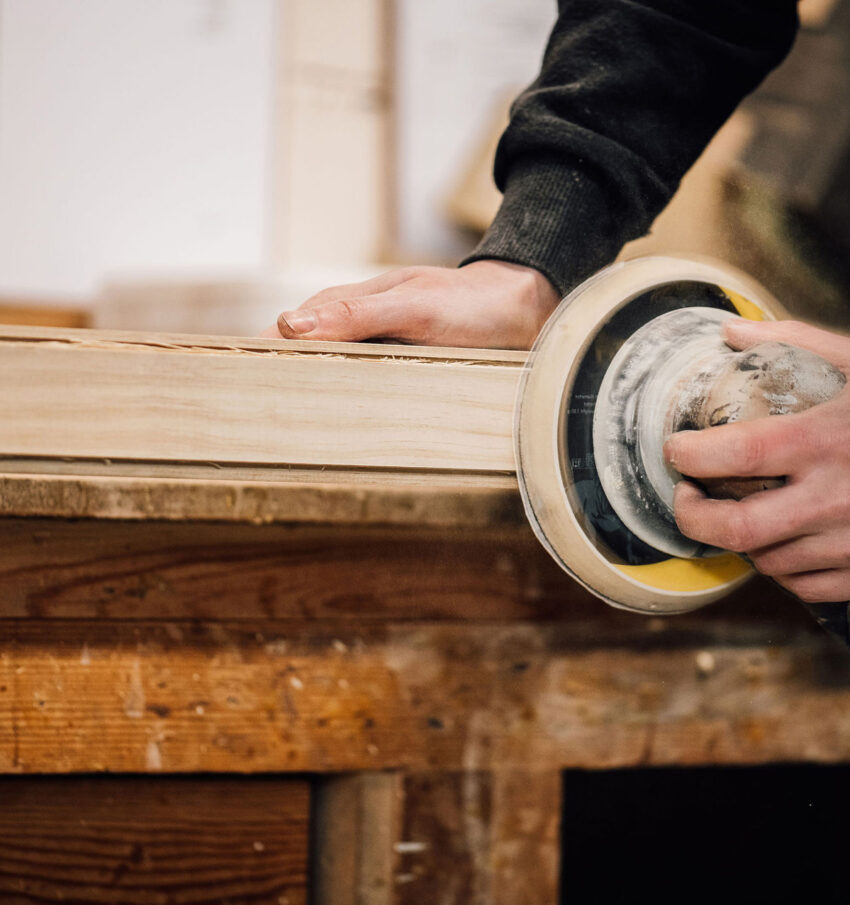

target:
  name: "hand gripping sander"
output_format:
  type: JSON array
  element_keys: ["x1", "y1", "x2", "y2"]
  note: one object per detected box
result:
[{"x1": 515, "y1": 256, "x2": 848, "y2": 641}]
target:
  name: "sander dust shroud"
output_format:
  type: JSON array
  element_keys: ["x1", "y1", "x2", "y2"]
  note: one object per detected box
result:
[{"x1": 514, "y1": 256, "x2": 850, "y2": 644}]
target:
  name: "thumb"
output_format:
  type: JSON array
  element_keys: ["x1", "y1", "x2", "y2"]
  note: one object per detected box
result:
[
  {"x1": 724, "y1": 317, "x2": 850, "y2": 371},
  {"x1": 277, "y1": 293, "x2": 416, "y2": 343}
]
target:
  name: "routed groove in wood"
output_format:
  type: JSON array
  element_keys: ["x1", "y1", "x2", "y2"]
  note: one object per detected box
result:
[
  {"x1": 0, "y1": 775, "x2": 310, "y2": 904},
  {"x1": 0, "y1": 325, "x2": 522, "y2": 472}
]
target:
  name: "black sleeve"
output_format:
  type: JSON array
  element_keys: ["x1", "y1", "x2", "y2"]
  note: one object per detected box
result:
[{"x1": 460, "y1": 0, "x2": 800, "y2": 295}]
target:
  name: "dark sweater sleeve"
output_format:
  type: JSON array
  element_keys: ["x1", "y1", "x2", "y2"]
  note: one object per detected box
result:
[{"x1": 460, "y1": 0, "x2": 799, "y2": 295}]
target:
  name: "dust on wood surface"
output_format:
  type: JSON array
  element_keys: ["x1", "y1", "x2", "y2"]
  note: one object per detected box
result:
[{"x1": 0, "y1": 775, "x2": 309, "y2": 904}]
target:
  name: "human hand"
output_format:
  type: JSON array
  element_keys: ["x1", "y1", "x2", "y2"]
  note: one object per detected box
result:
[
  {"x1": 260, "y1": 260, "x2": 560, "y2": 350},
  {"x1": 664, "y1": 318, "x2": 850, "y2": 602}
]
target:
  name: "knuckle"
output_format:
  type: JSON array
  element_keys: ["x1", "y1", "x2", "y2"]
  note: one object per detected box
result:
[
  {"x1": 333, "y1": 298, "x2": 363, "y2": 322},
  {"x1": 819, "y1": 492, "x2": 848, "y2": 525},
  {"x1": 673, "y1": 507, "x2": 698, "y2": 540},
  {"x1": 402, "y1": 265, "x2": 435, "y2": 285},
  {"x1": 789, "y1": 579, "x2": 825, "y2": 604},
  {"x1": 412, "y1": 303, "x2": 437, "y2": 332},
  {"x1": 783, "y1": 421, "x2": 811, "y2": 453},
  {"x1": 750, "y1": 551, "x2": 781, "y2": 577},
  {"x1": 721, "y1": 509, "x2": 756, "y2": 553},
  {"x1": 394, "y1": 266, "x2": 421, "y2": 283},
  {"x1": 730, "y1": 432, "x2": 766, "y2": 474}
]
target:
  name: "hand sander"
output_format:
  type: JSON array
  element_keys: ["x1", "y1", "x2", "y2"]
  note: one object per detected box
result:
[{"x1": 515, "y1": 256, "x2": 848, "y2": 643}]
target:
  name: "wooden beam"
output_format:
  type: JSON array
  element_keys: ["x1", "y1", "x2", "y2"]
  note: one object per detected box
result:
[
  {"x1": 0, "y1": 775, "x2": 310, "y2": 904},
  {"x1": 395, "y1": 770, "x2": 561, "y2": 905},
  {"x1": 0, "y1": 325, "x2": 522, "y2": 473},
  {"x1": 312, "y1": 773, "x2": 402, "y2": 905},
  {"x1": 0, "y1": 517, "x2": 570, "y2": 621},
  {"x1": 1, "y1": 615, "x2": 846, "y2": 775}
]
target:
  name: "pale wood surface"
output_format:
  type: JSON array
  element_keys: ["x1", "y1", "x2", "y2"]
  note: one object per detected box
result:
[
  {"x1": 0, "y1": 776, "x2": 310, "y2": 904},
  {"x1": 0, "y1": 326, "x2": 521, "y2": 473}
]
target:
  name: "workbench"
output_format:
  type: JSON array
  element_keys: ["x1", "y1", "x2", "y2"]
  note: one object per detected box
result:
[{"x1": 1, "y1": 467, "x2": 849, "y2": 903}]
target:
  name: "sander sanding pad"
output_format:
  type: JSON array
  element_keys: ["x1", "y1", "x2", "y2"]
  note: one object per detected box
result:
[{"x1": 515, "y1": 256, "x2": 784, "y2": 614}]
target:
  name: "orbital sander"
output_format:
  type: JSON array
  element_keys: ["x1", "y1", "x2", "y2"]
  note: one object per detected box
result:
[{"x1": 515, "y1": 256, "x2": 848, "y2": 642}]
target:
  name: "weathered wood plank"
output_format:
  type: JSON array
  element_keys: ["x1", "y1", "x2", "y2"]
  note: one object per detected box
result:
[
  {"x1": 395, "y1": 770, "x2": 561, "y2": 905},
  {"x1": 0, "y1": 518, "x2": 571, "y2": 621},
  {"x1": 0, "y1": 326, "x2": 520, "y2": 472},
  {"x1": 0, "y1": 775, "x2": 310, "y2": 904},
  {"x1": 1, "y1": 617, "x2": 847, "y2": 775},
  {"x1": 312, "y1": 773, "x2": 401, "y2": 905}
]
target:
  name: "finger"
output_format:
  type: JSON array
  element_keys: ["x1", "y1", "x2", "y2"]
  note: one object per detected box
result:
[
  {"x1": 277, "y1": 290, "x2": 430, "y2": 343},
  {"x1": 259, "y1": 324, "x2": 282, "y2": 338},
  {"x1": 295, "y1": 268, "x2": 419, "y2": 312},
  {"x1": 724, "y1": 318, "x2": 850, "y2": 371},
  {"x1": 775, "y1": 569, "x2": 850, "y2": 604},
  {"x1": 749, "y1": 531, "x2": 850, "y2": 577},
  {"x1": 664, "y1": 413, "x2": 812, "y2": 478},
  {"x1": 673, "y1": 479, "x2": 820, "y2": 552}
]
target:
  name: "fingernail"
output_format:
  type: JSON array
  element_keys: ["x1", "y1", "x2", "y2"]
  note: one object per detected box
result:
[
  {"x1": 664, "y1": 431, "x2": 693, "y2": 465},
  {"x1": 725, "y1": 318, "x2": 759, "y2": 335},
  {"x1": 279, "y1": 310, "x2": 317, "y2": 335},
  {"x1": 663, "y1": 435, "x2": 680, "y2": 464}
]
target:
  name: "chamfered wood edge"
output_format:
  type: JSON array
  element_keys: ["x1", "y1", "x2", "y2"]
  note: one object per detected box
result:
[{"x1": 0, "y1": 470, "x2": 522, "y2": 526}]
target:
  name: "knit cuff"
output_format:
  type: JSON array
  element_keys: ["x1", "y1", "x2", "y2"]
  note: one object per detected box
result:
[{"x1": 459, "y1": 156, "x2": 634, "y2": 297}]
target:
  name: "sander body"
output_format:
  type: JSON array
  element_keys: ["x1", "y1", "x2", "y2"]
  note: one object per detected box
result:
[{"x1": 515, "y1": 256, "x2": 847, "y2": 638}]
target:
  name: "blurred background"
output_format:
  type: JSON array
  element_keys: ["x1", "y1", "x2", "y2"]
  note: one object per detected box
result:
[{"x1": 0, "y1": 0, "x2": 848, "y2": 336}]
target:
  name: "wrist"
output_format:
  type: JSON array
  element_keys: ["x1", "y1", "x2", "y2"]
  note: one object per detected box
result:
[{"x1": 462, "y1": 259, "x2": 561, "y2": 308}]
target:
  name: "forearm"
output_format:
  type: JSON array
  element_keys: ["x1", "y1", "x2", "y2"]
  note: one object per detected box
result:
[{"x1": 462, "y1": 0, "x2": 799, "y2": 295}]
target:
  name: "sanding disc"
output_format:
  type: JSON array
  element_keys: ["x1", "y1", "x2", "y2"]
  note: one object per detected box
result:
[{"x1": 514, "y1": 256, "x2": 783, "y2": 614}]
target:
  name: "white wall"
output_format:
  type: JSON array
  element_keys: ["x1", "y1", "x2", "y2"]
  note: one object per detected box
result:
[
  {"x1": 0, "y1": 0, "x2": 276, "y2": 300},
  {"x1": 396, "y1": 0, "x2": 556, "y2": 261}
]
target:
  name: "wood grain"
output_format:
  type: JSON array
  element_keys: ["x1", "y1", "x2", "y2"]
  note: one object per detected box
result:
[
  {"x1": 0, "y1": 517, "x2": 567, "y2": 621},
  {"x1": 312, "y1": 773, "x2": 401, "y2": 905},
  {"x1": 1, "y1": 614, "x2": 847, "y2": 775},
  {"x1": 0, "y1": 325, "x2": 521, "y2": 472},
  {"x1": 0, "y1": 776, "x2": 309, "y2": 904},
  {"x1": 396, "y1": 770, "x2": 561, "y2": 905},
  {"x1": 311, "y1": 770, "x2": 561, "y2": 905}
]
